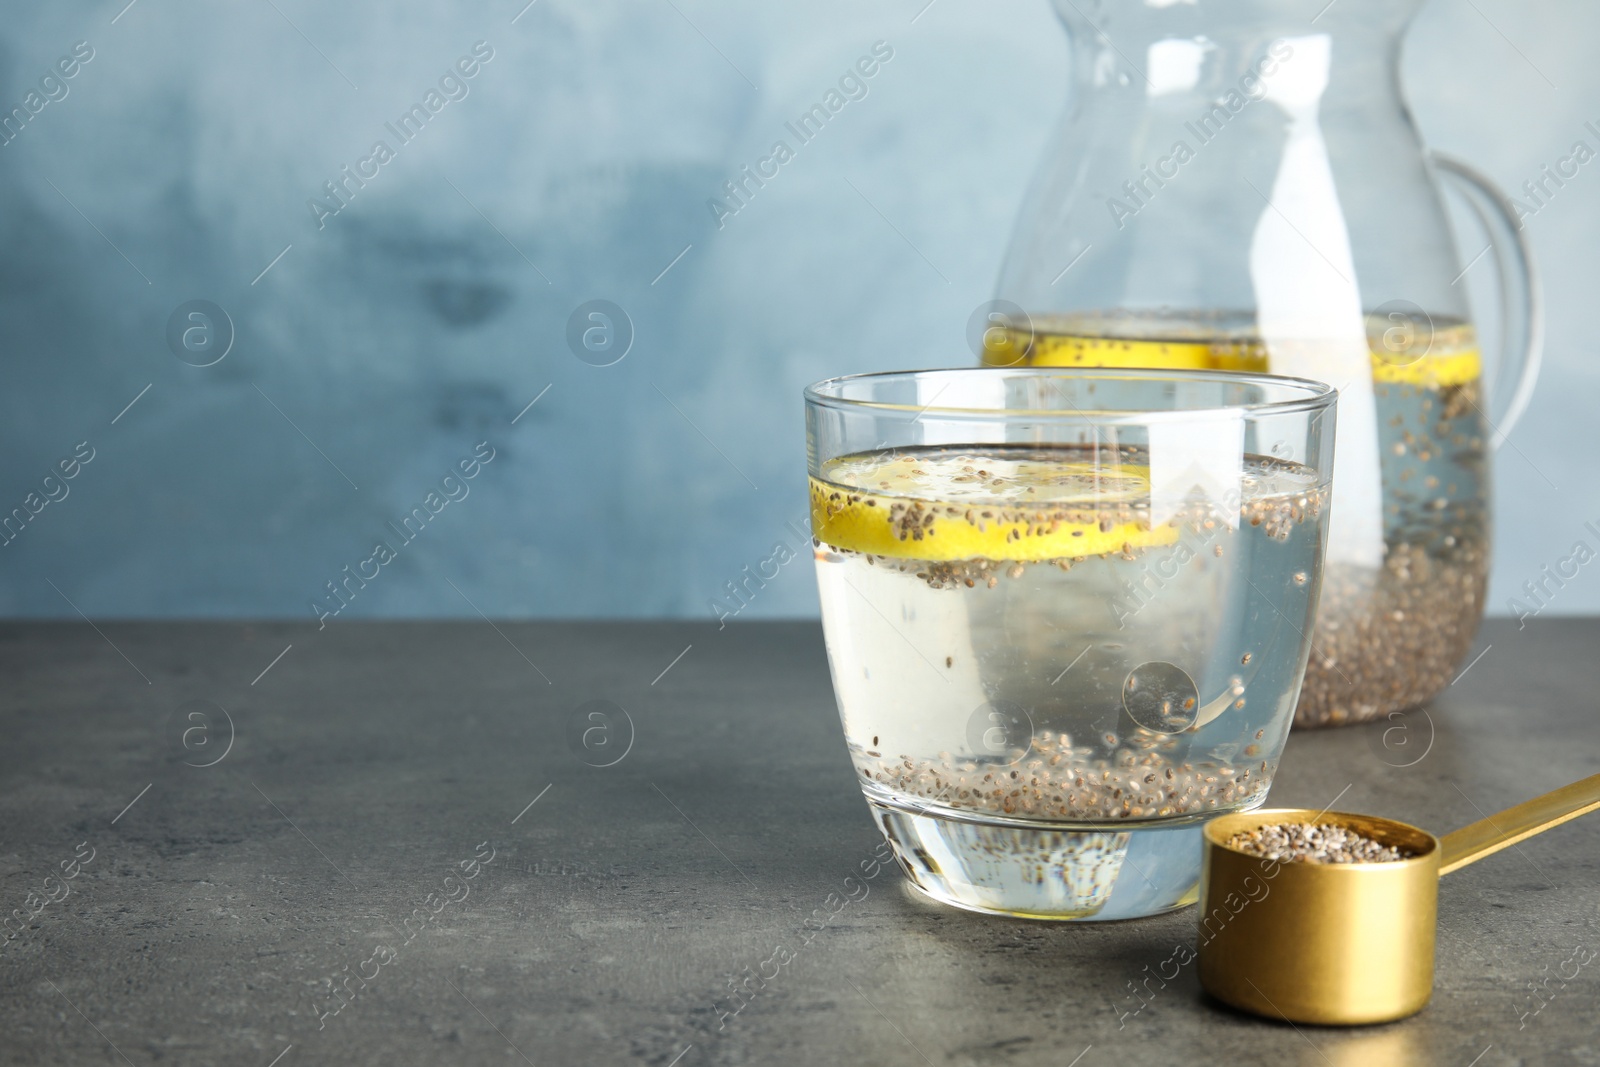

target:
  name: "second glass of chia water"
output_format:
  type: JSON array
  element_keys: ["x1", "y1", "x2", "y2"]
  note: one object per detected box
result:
[{"x1": 805, "y1": 368, "x2": 1337, "y2": 920}]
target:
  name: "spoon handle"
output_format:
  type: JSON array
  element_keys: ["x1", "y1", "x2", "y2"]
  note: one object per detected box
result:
[{"x1": 1439, "y1": 772, "x2": 1600, "y2": 876}]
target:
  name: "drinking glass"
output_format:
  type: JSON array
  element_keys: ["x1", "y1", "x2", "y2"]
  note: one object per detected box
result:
[{"x1": 806, "y1": 368, "x2": 1336, "y2": 919}]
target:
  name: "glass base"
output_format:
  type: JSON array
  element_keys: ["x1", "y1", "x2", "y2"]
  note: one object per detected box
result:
[{"x1": 866, "y1": 792, "x2": 1231, "y2": 921}]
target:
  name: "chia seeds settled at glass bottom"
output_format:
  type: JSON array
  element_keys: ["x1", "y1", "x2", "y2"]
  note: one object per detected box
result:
[{"x1": 857, "y1": 730, "x2": 1271, "y2": 822}]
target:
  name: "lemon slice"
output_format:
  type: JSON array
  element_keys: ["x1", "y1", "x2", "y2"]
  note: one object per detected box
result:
[
  {"x1": 1369, "y1": 347, "x2": 1481, "y2": 388},
  {"x1": 983, "y1": 328, "x2": 1481, "y2": 387},
  {"x1": 810, "y1": 449, "x2": 1180, "y2": 562},
  {"x1": 984, "y1": 332, "x2": 1223, "y2": 370}
]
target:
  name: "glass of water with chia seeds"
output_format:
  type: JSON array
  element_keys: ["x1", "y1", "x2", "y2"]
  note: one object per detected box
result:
[{"x1": 805, "y1": 368, "x2": 1337, "y2": 920}]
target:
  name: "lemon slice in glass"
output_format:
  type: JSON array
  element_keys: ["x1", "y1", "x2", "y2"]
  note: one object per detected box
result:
[{"x1": 810, "y1": 448, "x2": 1181, "y2": 562}]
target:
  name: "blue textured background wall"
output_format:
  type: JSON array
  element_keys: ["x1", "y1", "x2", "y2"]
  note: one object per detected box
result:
[{"x1": 1, "y1": 0, "x2": 1594, "y2": 622}]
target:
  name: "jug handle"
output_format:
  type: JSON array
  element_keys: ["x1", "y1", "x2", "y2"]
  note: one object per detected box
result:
[{"x1": 1428, "y1": 151, "x2": 1544, "y2": 448}]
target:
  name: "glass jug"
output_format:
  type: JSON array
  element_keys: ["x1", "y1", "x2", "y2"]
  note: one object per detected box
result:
[{"x1": 984, "y1": 0, "x2": 1541, "y2": 727}]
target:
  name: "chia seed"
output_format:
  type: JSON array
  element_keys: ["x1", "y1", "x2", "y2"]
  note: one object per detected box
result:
[{"x1": 1226, "y1": 822, "x2": 1413, "y2": 864}]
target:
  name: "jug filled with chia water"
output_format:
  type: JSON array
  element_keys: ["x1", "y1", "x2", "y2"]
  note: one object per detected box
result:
[{"x1": 983, "y1": 0, "x2": 1540, "y2": 726}]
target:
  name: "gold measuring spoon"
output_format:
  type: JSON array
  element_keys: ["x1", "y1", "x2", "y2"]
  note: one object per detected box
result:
[{"x1": 1195, "y1": 772, "x2": 1600, "y2": 1025}]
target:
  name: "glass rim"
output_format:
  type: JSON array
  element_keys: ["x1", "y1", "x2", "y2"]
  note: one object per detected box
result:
[{"x1": 803, "y1": 367, "x2": 1337, "y2": 422}]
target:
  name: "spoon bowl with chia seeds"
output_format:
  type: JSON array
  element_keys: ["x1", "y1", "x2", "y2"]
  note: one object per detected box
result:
[{"x1": 1195, "y1": 772, "x2": 1600, "y2": 1026}]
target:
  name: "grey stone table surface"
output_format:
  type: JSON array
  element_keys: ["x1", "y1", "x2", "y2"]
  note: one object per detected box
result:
[{"x1": 1, "y1": 618, "x2": 1597, "y2": 1067}]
